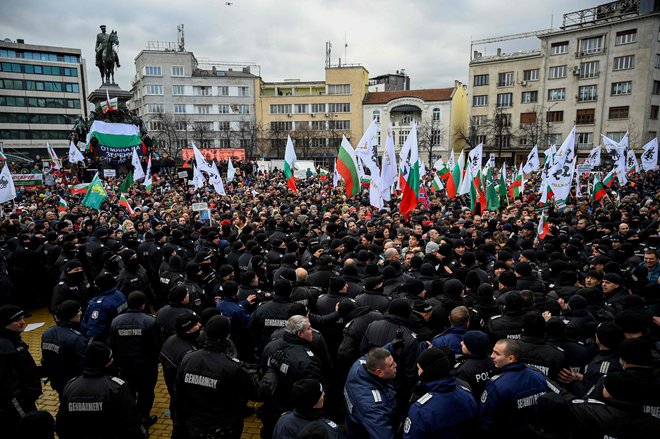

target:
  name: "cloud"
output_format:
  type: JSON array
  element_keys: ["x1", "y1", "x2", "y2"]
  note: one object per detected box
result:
[{"x1": 1, "y1": 0, "x2": 602, "y2": 90}]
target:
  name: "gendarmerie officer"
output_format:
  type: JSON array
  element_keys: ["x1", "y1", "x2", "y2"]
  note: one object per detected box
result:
[
  {"x1": 176, "y1": 315, "x2": 265, "y2": 439},
  {"x1": 0, "y1": 305, "x2": 42, "y2": 435},
  {"x1": 56, "y1": 342, "x2": 148, "y2": 439},
  {"x1": 107, "y1": 291, "x2": 159, "y2": 427},
  {"x1": 40, "y1": 300, "x2": 87, "y2": 395}
]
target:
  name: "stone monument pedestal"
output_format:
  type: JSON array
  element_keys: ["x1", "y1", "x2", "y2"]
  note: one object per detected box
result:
[{"x1": 87, "y1": 83, "x2": 132, "y2": 109}]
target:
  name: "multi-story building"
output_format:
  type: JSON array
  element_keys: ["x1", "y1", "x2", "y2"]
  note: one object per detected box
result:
[
  {"x1": 362, "y1": 81, "x2": 469, "y2": 164},
  {"x1": 368, "y1": 70, "x2": 410, "y2": 92},
  {"x1": 468, "y1": 0, "x2": 660, "y2": 163},
  {"x1": 0, "y1": 39, "x2": 88, "y2": 157},
  {"x1": 256, "y1": 65, "x2": 369, "y2": 162},
  {"x1": 129, "y1": 42, "x2": 259, "y2": 157}
]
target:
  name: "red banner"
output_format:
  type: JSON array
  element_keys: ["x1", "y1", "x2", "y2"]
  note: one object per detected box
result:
[{"x1": 182, "y1": 148, "x2": 245, "y2": 163}]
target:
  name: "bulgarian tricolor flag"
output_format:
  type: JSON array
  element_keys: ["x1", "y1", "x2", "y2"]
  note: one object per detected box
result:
[
  {"x1": 47, "y1": 143, "x2": 61, "y2": 170},
  {"x1": 399, "y1": 123, "x2": 420, "y2": 219},
  {"x1": 143, "y1": 155, "x2": 153, "y2": 192},
  {"x1": 0, "y1": 151, "x2": 7, "y2": 160},
  {"x1": 508, "y1": 164, "x2": 524, "y2": 198},
  {"x1": 537, "y1": 211, "x2": 549, "y2": 239},
  {"x1": 70, "y1": 183, "x2": 89, "y2": 194},
  {"x1": 603, "y1": 169, "x2": 616, "y2": 188},
  {"x1": 58, "y1": 197, "x2": 68, "y2": 212},
  {"x1": 119, "y1": 193, "x2": 134, "y2": 215},
  {"x1": 432, "y1": 174, "x2": 444, "y2": 192},
  {"x1": 284, "y1": 135, "x2": 297, "y2": 192},
  {"x1": 100, "y1": 90, "x2": 118, "y2": 114},
  {"x1": 592, "y1": 174, "x2": 607, "y2": 202},
  {"x1": 446, "y1": 149, "x2": 463, "y2": 199},
  {"x1": 319, "y1": 168, "x2": 329, "y2": 181},
  {"x1": 337, "y1": 136, "x2": 360, "y2": 197}
]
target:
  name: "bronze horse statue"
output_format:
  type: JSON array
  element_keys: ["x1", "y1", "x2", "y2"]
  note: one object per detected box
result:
[{"x1": 98, "y1": 31, "x2": 119, "y2": 84}]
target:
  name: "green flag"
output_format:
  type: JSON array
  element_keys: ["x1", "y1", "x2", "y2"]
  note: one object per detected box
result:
[
  {"x1": 119, "y1": 170, "x2": 133, "y2": 195},
  {"x1": 81, "y1": 173, "x2": 108, "y2": 210},
  {"x1": 486, "y1": 166, "x2": 500, "y2": 211}
]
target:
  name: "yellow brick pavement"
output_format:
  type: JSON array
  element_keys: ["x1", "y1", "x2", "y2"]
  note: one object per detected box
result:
[{"x1": 22, "y1": 307, "x2": 263, "y2": 439}]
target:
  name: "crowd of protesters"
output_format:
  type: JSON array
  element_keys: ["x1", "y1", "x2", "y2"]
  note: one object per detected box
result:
[{"x1": 0, "y1": 153, "x2": 659, "y2": 439}]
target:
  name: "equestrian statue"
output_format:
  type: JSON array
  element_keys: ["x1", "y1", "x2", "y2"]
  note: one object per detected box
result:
[{"x1": 95, "y1": 24, "x2": 120, "y2": 84}]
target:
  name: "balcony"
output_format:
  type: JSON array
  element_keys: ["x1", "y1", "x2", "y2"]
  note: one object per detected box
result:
[
  {"x1": 575, "y1": 47, "x2": 606, "y2": 58},
  {"x1": 577, "y1": 94, "x2": 597, "y2": 102}
]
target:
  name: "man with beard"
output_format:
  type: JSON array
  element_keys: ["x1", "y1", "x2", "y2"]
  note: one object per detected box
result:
[{"x1": 41, "y1": 300, "x2": 87, "y2": 395}]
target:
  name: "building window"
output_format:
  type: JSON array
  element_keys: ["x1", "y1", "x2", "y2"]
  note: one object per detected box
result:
[
  {"x1": 270, "y1": 121, "x2": 292, "y2": 131},
  {"x1": 373, "y1": 110, "x2": 381, "y2": 123},
  {"x1": 473, "y1": 74, "x2": 489, "y2": 86},
  {"x1": 311, "y1": 121, "x2": 326, "y2": 130},
  {"x1": 496, "y1": 93, "x2": 513, "y2": 107},
  {"x1": 311, "y1": 103, "x2": 326, "y2": 113},
  {"x1": 611, "y1": 81, "x2": 632, "y2": 95},
  {"x1": 613, "y1": 55, "x2": 635, "y2": 71},
  {"x1": 578, "y1": 85, "x2": 597, "y2": 102},
  {"x1": 546, "y1": 111, "x2": 564, "y2": 123},
  {"x1": 551, "y1": 41, "x2": 569, "y2": 55},
  {"x1": 270, "y1": 104, "x2": 292, "y2": 114},
  {"x1": 548, "y1": 88, "x2": 566, "y2": 101},
  {"x1": 655, "y1": 81, "x2": 660, "y2": 95},
  {"x1": 497, "y1": 113, "x2": 512, "y2": 127},
  {"x1": 171, "y1": 66, "x2": 184, "y2": 76},
  {"x1": 176, "y1": 139, "x2": 187, "y2": 149},
  {"x1": 576, "y1": 109, "x2": 595, "y2": 125},
  {"x1": 327, "y1": 84, "x2": 351, "y2": 94},
  {"x1": 608, "y1": 106, "x2": 629, "y2": 119},
  {"x1": 0, "y1": 96, "x2": 81, "y2": 109},
  {"x1": 615, "y1": 29, "x2": 637, "y2": 45},
  {"x1": 218, "y1": 121, "x2": 230, "y2": 131},
  {"x1": 579, "y1": 36, "x2": 604, "y2": 55},
  {"x1": 432, "y1": 107, "x2": 442, "y2": 121},
  {"x1": 651, "y1": 105, "x2": 659, "y2": 120},
  {"x1": 576, "y1": 132, "x2": 593, "y2": 148},
  {"x1": 329, "y1": 120, "x2": 351, "y2": 130},
  {"x1": 149, "y1": 120, "x2": 165, "y2": 131},
  {"x1": 520, "y1": 112, "x2": 537, "y2": 125},
  {"x1": 218, "y1": 86, "x2": 229, "y2": 96},
  {"x1": 431, "y1": 130, "x2": 443, "y2": 145},
  {"x1": 475, "y1": 134, "x2": 487, "y2": 145},
  {"x1": 218, "y1": 104, "x2": 230, "y2": 114},
  {"x1": 174, "y1": 104, "x2": 186, "y2": 114},
  {"x1": 400, "y1": 113, "x2": 413, "y2": 125},
  {"x1": 548, "y1": 133, "x2": 562, "y2": 145},
  {"x1": 144, "y1": 66, "x2": 162, "y2": 76},
  {"x1": 606, "y1": 132, "x2": 626, "y2": 142},
  {"x1": 237, "y1": 104, "x2": 250, "y2": 114},
  {"x1": 217, "y1": 139, "x2": 230, "y2": 148},
  {"x1": 238, "y1": 86, "x2": 250, "y2": 97},
  {"x1": 147, "y1": 104, "x2": 164, "y2": 113},
  {"x1": 294, "y1": 104, "x2": 308, "y2": 114},
  {"x1": 145, "y1": 85, "x2": 163, "y2": 95},
  {"x1": 655, "y1": 54, "x2": 660, "y2": 69},
  {"x1": 195, "y1": 105, "x2": 211, "y2": 114},
  {"x1": 523, "y1": 69, "x2": 539, "y2": 81},
  {"x1": 398, "y1": 130, "x2": 410, "y2": 145},
  {"x1": 328, "y1": 102, "x2": 351, "y2": 113},
  {"x1": 473, "y1": 95, "x2": 488, "y2": 107},
  {"x1": 549, "y1": 65, "x2": 567, "y2": 79},
  {"x1": 497, "y1": 72, "x2": 514, "y2": 87},
  {"x1": 172, "y1": 85, "x2": 185, "y2": 95},
  {"x1": 521, "y1": 91, "x2": 538, "y2": 103},
  {"x1": 580, "y1": 61, "x2": 599, "y2": 78},
  {"x1": 175, "y1": 121, "x2": 187, "y2": 131},
  {"x1": 495, "y1": 135, "x2": 511, "y2": 148},
  {"x1": 193, "y1": 86, "x2": 211, "y2": 96},
  {"x1": 472, "y1": 115, "x2": 487, "y2": 126}
]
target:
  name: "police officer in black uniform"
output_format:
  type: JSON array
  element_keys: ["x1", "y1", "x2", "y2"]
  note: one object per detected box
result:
[
  {"x1": 51, "y1": 260, "x2": 90, "y2": 312},
  {"x1": 176, "y1": 315, "x2": 265, "y2": 439},
  {"x1": 0, "y1": 305, "x2": 42, "y2": 435},
  {"x1": 108, "y1": 291, "x2": 160, "y2": 428},
  {"x1": 56, "y1": 342, "x2": 148, "y2": 439},
  {"x1": 40, "y1": 300, "x2": 87, "y2": 395}
]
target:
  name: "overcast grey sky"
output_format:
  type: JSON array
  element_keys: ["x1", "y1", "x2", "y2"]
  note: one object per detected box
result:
[{"x1": 2, "y1": 0, "x2": 602, "y2": 90}]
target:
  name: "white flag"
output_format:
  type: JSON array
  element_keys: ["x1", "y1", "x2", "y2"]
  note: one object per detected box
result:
[
  {"x1": 143, "y1": 155, "x2": 152, "y2": 189},
  {"x1": 467, "y1": 143, "x2": 483, "y2": 178},
  {"x1": 0, "y1": 164, "x2": 16, "y2": 204},
  {"x1": 332, "y1": 159, "x2": 340, "y2": 188},
  {"x1": 523, "y1": 145, "x2": 540, "y2": 173},
  {"x1": 209, "y1": 162, "x2": 226, "y2": 195},
  {"x1": 642, "y1": 138, "x2": 659, "y2": 171},
  {"x1": 626, "y1": 149, "x2": 639, "y2": 174},
  {"x1": 575, "y1": 168, "x2": 582, "y2": 199},
  {"x1": 584, "y1": 146, "x2": 601, "y2": 169},
  {"x1": 131, "y1": 147, "x2": 145, "y2": 181},
  {"x1": 192, "y1": 142, "x2": 214, "y2": 174},
  {"x1": 548, "y1": 126, "x2": 577, "y2": 202},
  {"x1": 68, "y1": 141, "x2": 85, "y2": 163},
  {"x1": 227, "y1": 158, "x2": 236, "y2": 182},
  {"x1": 193, "y1": 165, "x2": 206, "y2": 190},
  {"x1": 602, "y1": 134, "x2": 626, "y2": 177},
  {"x1": 355, "y1": 119, "x2": 381, "y2": 182},
  {"x1": 380, "y1": 123, "x2": 397, "y2": 201}
]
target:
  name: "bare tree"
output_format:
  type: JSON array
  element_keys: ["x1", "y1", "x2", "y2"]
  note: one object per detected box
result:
[
  {"x1": 417, "y1": 118, "x2": 448, "y2": 165},
  {"x1": 192, "y1": 121, "x2": 213, "y2": 148},
  {"x1": 148, "y1": 112, "x2": 190, "y2": 162},
  {"x1": 454, "y1": 116, "x2": 480, "y2": 149}
]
